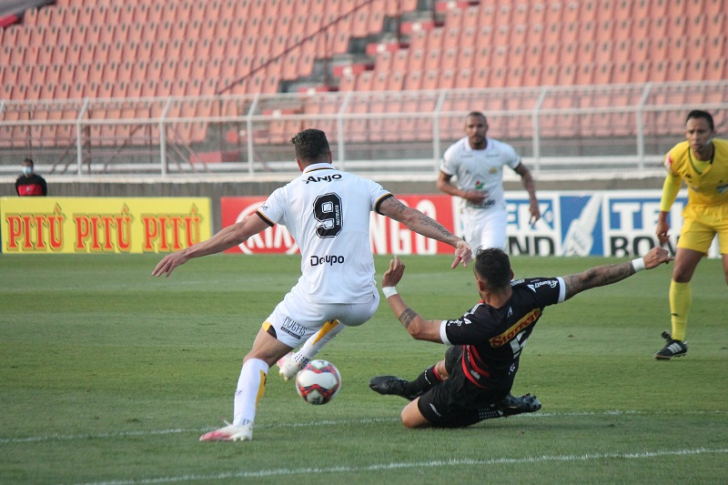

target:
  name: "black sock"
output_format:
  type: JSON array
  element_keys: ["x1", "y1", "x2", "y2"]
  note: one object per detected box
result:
[{"x1": 404, "y1": 365, "x2": 443, "y2": 397}]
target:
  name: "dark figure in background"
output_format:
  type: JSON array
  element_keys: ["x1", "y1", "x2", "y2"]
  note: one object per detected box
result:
[{"x1": 15, "y1": 158, "x2": 47, "y2": 196}]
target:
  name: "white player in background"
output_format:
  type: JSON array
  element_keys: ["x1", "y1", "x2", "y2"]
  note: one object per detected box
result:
[
  {"x1": 153, "y1": 129, "x2": 472, "y2": 441},
  {"x1": 437, "y1": 111, "x2": 540, "y2": 251}
]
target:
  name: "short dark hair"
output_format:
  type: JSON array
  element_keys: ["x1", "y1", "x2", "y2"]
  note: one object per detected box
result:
[
  {"x1": 290, "y1": 129, "x2": 331, "y2": 163},
  {"x1": 467, "y1": 111, "x2": 487, "y2": 123},
  {"x1": 474, "y1": 247, "x2": 511, "y2": 290},
  {"x1": 686, "y1": 110, "x2": 714, "y2": 131},
  {"x1": 23, "y1": 158, "x2": 34, "y2": 166}
]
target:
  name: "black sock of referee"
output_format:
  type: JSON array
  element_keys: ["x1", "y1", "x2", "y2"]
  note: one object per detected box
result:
[{"x1": 404, "y1": 365, "x2": 444, "y2": 398}]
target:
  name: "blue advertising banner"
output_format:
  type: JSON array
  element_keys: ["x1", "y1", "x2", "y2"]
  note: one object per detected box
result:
[{"x1": 493, "y1": 190, "x2": 719, "y2": 258}]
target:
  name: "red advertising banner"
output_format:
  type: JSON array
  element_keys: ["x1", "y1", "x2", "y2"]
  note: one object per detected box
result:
[{"x1": 220, "y1": 195, "x2": 457, "y2": 255}]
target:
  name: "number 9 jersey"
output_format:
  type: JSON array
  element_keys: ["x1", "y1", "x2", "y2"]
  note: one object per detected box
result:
[{"x1": 256, "y1": 163, "x2": 393, "y2": 304}]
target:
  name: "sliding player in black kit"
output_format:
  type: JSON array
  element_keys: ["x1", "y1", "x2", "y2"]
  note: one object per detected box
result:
[{"x1": 372, "y1": 246, "x2": 672, "y2": 428}]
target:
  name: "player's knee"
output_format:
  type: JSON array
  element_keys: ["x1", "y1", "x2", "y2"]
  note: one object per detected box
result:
[
  {"x1": 672, "y1": 263, "x2": 695, "y2": 283},
  {"x1": 400, "y1": 410, "x2": 419, "y2": 429},
  {"x1": 400, "y1": 402, "x2": 426, "y2": 429},
  {"x1": 435, "y1": 360, "x2": 449, "y2": 379}
]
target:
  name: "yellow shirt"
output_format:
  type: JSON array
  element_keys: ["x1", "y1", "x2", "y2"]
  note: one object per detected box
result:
[{"x1": 662, "y1": 139, "x2": 728, "y2": 208}]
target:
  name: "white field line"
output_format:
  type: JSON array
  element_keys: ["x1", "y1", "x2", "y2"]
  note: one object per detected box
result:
[
  {"x1": 70, "y1": 447, "x2": 728, "y2": 485},
  {"x1": 0, "y1": 418, "x2": 397, "y2": 444},
  {"x1": 2, "y1": 410, "x2": 726, "y2": 445}
]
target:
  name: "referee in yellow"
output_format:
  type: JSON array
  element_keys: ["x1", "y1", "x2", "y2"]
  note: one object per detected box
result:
[{"x1": 655, "y1": 110, "x2": 728, "y2": 360}]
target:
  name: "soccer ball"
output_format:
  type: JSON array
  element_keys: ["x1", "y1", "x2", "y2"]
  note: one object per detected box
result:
[{"x1": 295, "y1": 359, "x2": 342, "y2": 405}]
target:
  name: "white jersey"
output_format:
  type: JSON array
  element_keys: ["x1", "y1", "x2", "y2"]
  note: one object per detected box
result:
[
  {"x1": 441, "y1": 137, "x2": 521, "y2": 217},
  {"x1": 256, "y1": 163, "x2": 392, "y2": 304}
]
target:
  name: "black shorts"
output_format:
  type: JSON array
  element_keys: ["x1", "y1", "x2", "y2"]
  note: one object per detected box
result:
[
  {"x1": 417, "y1": 346, "x2": 509, "y2": 428},
  {"x1": 444, "y1": 345, "x2": 462, "y2": 375}
]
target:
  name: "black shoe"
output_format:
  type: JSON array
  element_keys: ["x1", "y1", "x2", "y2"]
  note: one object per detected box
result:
[
  {"x1": 496, "y1": 393, "x2": 542, "y2": 417},
  {"x1": 654, "y1": 330, "x2": 688, "y2": 360},
  {"x1": 369, "y1": 375, "x2": 418, "y2": 400}
]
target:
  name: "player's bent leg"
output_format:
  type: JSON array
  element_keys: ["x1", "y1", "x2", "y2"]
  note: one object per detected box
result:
[
  {"x1": 434, "y1": 360, "x2": 449, "y2": 379},
  {"x1": 400, "y1": 398, "x2": 432, "y2": 429},
  {"x1": 671, "y1": 247, "x2": 704, "y2": 283},
  {"x1": 201, "y1": 328, "x2": 293, "y2": 442},
  {"x1": 369, "y1": 359, "x2": 448, "y2": 400},
  {"x1": 278, "y1": 320, "x2": 345, "y2": 381}
]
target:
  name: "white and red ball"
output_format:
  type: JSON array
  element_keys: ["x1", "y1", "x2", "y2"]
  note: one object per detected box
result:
[{"x1": 295, "y1": 359, "x2": 342, "y2": 405}]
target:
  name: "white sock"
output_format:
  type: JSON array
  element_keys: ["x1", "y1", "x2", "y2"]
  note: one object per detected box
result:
[
  {"x1": 295, "y1": 320, "x2": 345, "y2": 363},
  {"x1": 233, "y1": 358, "x2": 269, "y2": 426}
]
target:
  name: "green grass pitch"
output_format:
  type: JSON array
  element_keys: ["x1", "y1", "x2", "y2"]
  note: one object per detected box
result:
[{"x1": 1, "y1": 253, "x2": 727, "y2": 484}]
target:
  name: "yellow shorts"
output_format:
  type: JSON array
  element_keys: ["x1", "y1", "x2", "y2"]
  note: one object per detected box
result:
[{"x1": 678, "y1": 202, "x2": 728, "y2": 254}]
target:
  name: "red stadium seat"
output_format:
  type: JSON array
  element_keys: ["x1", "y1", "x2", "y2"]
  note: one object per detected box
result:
[
  {"x1": 558, "y1": 64, "x2": 577, "y2": 85},
  {"x1": 575, "y1": 63, "x2": 595, "y2": 85},
  {"x1": 454, "y1": 68, "x2": 473, "y2": 89},
  {"x1": 593, "y1": 62, "x2": 614, "y2": 85},
  {"x1": 706, "y1": 59, "x2": 728, "y2": 81},
  {"x1": 613, "y1": 62, "x2": 632, "y2": 84}
]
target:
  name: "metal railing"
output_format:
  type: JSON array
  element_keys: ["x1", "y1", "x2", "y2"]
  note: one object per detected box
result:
[{"x1": 1, "y1": 80, "x2": 727, "y2": 179}]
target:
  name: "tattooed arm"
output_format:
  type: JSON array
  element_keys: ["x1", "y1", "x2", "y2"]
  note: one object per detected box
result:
[
  {"x1": 378, "y1": 196, "x2": 471, "y2": 268},
  {"x1": 562, "y1": 247, "x2": 673, "y2": 301},
  {"x1": 381, "y1": 256, "x2": 446, "y2": 343}
]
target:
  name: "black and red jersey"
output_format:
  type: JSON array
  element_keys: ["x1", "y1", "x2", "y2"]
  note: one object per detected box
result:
[
  {"x1": 15, "y1": 174, "x2": 47, "y2": 196},
  {"x1": 442, "y1": 277, "x2": 565, "y2": 397}
]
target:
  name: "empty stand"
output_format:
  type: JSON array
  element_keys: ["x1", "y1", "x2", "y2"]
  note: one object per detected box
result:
[{"x1": 1, "y1": 0, "x2": 726, "y2": 152}]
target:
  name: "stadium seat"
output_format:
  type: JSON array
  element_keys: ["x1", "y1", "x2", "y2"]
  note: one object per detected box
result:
[
  {"x1": 558, "y1": 64, "x2": 577, "y2": 85},
  {"x1": 522, "y1": 65, "x2": 542, "y2": 87},
  {"x1": 666, "y1": 0, "x2": 687, "y2": 17},
  {"x1": 613, "y1": 62, "x2": 632, "y2": 84},
  {"x1": 454, "y1": 68, "x2": 473, "y2": 89},
  {"x1": 593, "y1": 63, "x2": 614, "y2": 85},
  {"x1": 632, "y1": 16, "x2": 649, "y2": 39},
  {"x1": 708, "y1": 58, "x2": 728, "y2": 81},
  {"x1": 575, "y1": 63, "x2": 595, "y2": 85},
  {"x1": 686, "y1": 59, "x2": 708, "y2": 81},
  {"x1": 650, "y1": 60, "x2": 669, "y2": 83},
  {"x1": 668, "y1": 37, "x2": 687, "y2": 62},
  {"x1": 560, "y1": 42, "x2": 578, "y2": 66}
]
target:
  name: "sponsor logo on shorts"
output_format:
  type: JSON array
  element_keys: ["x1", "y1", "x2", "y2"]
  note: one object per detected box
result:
[
  {"x1": 429, "y1": 403, "x2": 443, "y2": 417},
  {"x1": 310, "y1": 255, "x2": 345, "y2": 266},
  {"x1": 280, "y1": 317, "x2": 306, "y2": 340}
]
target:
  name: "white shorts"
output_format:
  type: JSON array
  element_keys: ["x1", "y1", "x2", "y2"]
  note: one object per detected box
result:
[
  {"x1": 263, "y1": 283, "x2": 380, "y2": 348},
  {"x1": 462, "y1": 209, "x2": 508, "y2": 251}
]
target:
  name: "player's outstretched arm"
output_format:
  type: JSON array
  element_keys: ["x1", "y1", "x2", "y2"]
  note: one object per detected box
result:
[
  {"x1": 562, "y1": 247, "x2": 673, "y2": 300},
  {"x1": 378, "y1": 196, "x2": 472, "y2": 268},
  {"x1": 152, "y1": 214, "x2": 270, "y2": 277},
  {"x1": 381, "y1": 256, "x2": 444, "y2": 343}
]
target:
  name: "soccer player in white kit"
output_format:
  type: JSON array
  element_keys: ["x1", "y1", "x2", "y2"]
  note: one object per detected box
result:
[
  {"x1": 437, "y1": 111, "x2": 540, "y2": 251},
  {"x1": 152, "y1": 129, "x2": 472, "y2": 441}
]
